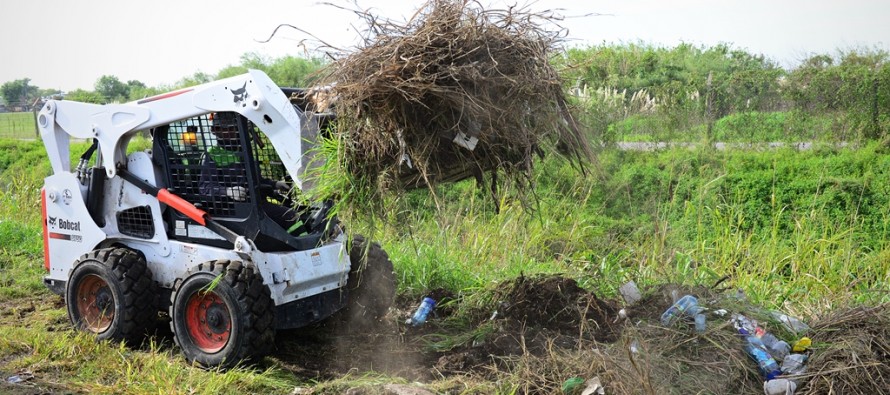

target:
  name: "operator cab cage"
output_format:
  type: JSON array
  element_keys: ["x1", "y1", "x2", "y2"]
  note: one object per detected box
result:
[{"x1": 150, "y1": 89, "x2": 334, "y2": 252}]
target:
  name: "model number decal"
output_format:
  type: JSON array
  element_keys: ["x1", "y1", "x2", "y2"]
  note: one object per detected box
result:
[{"x1": 48, "y1": 232, "x2": 82, "y2": 243}]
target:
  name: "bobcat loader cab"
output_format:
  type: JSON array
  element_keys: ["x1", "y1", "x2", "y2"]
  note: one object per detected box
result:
[{"x1": 38, "y1": 70, "x2": 394, "y2": 368}]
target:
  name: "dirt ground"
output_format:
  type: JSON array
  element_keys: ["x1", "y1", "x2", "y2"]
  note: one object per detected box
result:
[
  {"x1": 269, "y1": 276, "x2": 888, "y2": 394},
  {"x1": 3, "y1": 275, "x2": 887, "y2": 394}
]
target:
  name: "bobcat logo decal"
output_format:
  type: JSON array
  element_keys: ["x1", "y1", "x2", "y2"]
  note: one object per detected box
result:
[
  {"x1": 231, "y1": 82, "x2": 248, "y2": 104},
  {"x1": 47, "y1": 216, "x2": 57, "y2": 227}
]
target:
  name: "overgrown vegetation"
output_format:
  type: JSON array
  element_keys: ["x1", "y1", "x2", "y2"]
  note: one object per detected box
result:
[
  {"x1": 563, "y1": 43, "x2": 889, "y2": 143},
  {"x1": 1, "y1": 36, "x2": 889, "y2": 394}
]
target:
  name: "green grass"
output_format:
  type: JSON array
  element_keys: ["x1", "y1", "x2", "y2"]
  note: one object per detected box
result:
[
  {"x1": 1, "y1": 133, "x2": 888, "y2": 393},
  {"x1": 352, "y1": 143, "x2": 890, "y2": 312},
  {"x1": 0, "y1": 112, "x2": 38, "y2": 139}
]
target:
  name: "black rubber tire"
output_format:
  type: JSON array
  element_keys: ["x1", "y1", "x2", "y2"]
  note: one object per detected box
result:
[
  {"x1": 66, "y1": 247, "x2": 157, "y2": 345},
  {"x1": 340, "y1": 235, "x2": 396, "y2": 327},
  {"x1": 170, "y1": 260, "x2": 275, "y2": 368}
]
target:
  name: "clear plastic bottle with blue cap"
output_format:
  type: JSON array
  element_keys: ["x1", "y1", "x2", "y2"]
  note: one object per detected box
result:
[
  {"x1": 660, "y1": 295, "x2": 701, "y2": 326},
  {"x1": 407, "y1": 297, "x2": 436, "y2": 326},
  {"x1": 744, "y1": 336, "x2": 782, "y2": 380}
]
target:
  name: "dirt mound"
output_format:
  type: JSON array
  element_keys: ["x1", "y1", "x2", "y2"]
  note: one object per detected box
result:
[
  {"x1": 272, "y1": 275, "x2": 618, "y2": 380},
  {"x1": 500, "y1": 275, "x2": 618, "y2": 340},
  {"x1": 269, "y1": 279, "x2": 888, "y2": 394},
  {"x1": 433, "y1": 275, "x2": 619, "y2": 375},
  {"x1": 321, "y1": 0, "x2": 590, "y2": 199}
]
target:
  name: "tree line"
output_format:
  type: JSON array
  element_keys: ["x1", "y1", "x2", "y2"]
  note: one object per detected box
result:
[
  {"x1": 561, "y1": 43, "x2": 889, "y2": 141},
  {"x1": 2, "y1": 44, "x2": 887, "y2": 139},
  {"x1": 0, "y1": 53, "x2": 326, "y2": 106}
]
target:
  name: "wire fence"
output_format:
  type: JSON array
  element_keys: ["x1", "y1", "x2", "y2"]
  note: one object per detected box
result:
[{"x1": 0, "y1": 111, "x2": 39, "y2": 139}]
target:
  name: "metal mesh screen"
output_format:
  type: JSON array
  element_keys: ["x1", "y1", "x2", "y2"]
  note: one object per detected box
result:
[
  {"x1": 117, "y1": 206, "x2": 154, "y2": 238},
  {"x1": 160, "y1": 112, "x2": 253, "y2": 218},
  {"x1": 246, "y1": 119, "x2": 289, "y2": 206}
]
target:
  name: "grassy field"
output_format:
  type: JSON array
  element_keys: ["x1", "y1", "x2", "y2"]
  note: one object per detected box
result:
[
  {"x1": 0, "y1": 112, "x2": 38, "y2": 139},
  {"x1": 0, "y1": 135, "x2": 888, "y2": 394}
]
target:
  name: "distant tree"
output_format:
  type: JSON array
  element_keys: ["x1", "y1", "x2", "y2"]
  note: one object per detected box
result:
[
  {"x1": 65, "y1": 89, "x2": 105, "y2": 104},
  {"x1": 1, "y1": 78, "x2": 39, "y2": 105},
  {"x1": 37, "y1": 88, "x2": 64, "y2": 100},
  {"x1": 175, "y1": 72, "x2": 213, "y2": 88},
  {"x1": 216, "y1": 52, "x2": 326, "y2": 87},
  {"x1": 95, "y1": 75, "x2": 129, "y2": 102},
  {"x1": 127, "y1": 85, "x2": 164, "y2": 101},
  {"x1": 268, "y1": 56, "x2": 326, "y2": 87},
  {"x1": 126, "y1": 80, "x2": 146, "y2": 90},
  {"x1": 784, "y1": 47, "x2": 889, "y2": 138},
  {"x1": 216, "y1": 65, "x2": 250, "y2": 80}
]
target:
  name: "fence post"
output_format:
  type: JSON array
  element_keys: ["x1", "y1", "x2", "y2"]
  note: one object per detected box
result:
[{"x1": 33, "y1": 109, "x2": 40, "y2": 139}]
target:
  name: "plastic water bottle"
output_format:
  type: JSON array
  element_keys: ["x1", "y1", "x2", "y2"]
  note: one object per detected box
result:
[
  {"x1": 770, "y1": 311, "x2": 810, "y2": 334},
  {"x1": 744, "y1": 336, "x2": 782, "y2": 380},
  {"x1": 781, "y1": 353, "x2": 808, "y2": 375},
  {"x1": 660, "y1": 295, "x2": 701, "y2": 326},
  {"x1": 760, "y1": 333, "x2": 790, "y2": 362},
  {"x1": 407, "y1": 297, "x2": 436, "y2": 326}
]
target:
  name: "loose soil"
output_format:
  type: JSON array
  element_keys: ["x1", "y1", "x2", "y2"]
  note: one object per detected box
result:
[
  {"x1": 3, "y1": 276, "x2": 887, "y2": 394},
  {"x1": 273, "y1": 274, "x2": 621, "y2": 381}
]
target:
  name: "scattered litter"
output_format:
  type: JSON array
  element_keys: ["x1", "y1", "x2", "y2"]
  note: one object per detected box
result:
[
  {"x1": 743, "y1": 335, "x2": 783, "y2": 380},
  {"x1": 660, "y1": 294, "x2": 702, "y2": 326},
  {"x1": 734, "y1": 314, "x2": 784, "y2": 380},
  {"x1": 580, "y1": 376, "x2": 606, "y2": 395},
  {"x1": 732, "y1": 313, "x2": 790, "y2": 360},
  {"x1": 489, "y1": 301, "x2": 509, "y2": 321},
  {"x1": 406, "y1": 297, "x2": 436, "y2": 326},
  {"x1": 694, "y1": 312, "x2": 707, "y2": 333},
  {"x1": 629, "y1": 340, "x2": 640, "y2": 354},
  {"x1": 780, "y1": 353, "x2": 807, "y2": 376},
  {"x1": 291, "y1": 387, "x2": 311, "y2": 395},
  {"x1": 562, "y1": 377, "x2": 585, "y2": 394},
  {"x1": 763, "y1": 378, "x2": 797, "y2": 395},
  {"x1": 619, "y1": 281, "x2": 642, "y2": 305},
  {"x1": 791, "y1": 337, "x2": 811, "y2": 353},
  {"x1": 770, "y1": 311, "x2": 810, "y2": 334},
  {"x1": 6, "y1": 370, "x2": 33, "y2": 384},
  {"x1": 383, "y1": 383, "x2": 436, "y2": 395},
  {"x1": 713, "y1": 309, "x2": 728, "y2": 317}
]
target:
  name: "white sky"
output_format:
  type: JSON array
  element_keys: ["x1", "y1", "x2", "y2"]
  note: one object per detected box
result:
[{"x1": 1, "y1": 0, "x2": 888, "y2": 92}]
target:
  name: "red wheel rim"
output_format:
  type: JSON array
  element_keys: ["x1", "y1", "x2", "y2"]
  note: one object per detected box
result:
[
  {"x1": 185, "y1": 289, "x2": 231, "y2": 353},
  {"x1": 75, "y1": 274, "x2": 114, "y2": 333}
]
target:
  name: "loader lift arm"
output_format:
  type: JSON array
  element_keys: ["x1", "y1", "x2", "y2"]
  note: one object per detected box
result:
[{"x1": 38, "y1": 69, "x2": 310, "y2": 190}]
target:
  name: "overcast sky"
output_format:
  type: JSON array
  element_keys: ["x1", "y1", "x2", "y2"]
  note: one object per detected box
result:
[{"x1": 1, "y1": 0, "x2": 888, "y2": 92}]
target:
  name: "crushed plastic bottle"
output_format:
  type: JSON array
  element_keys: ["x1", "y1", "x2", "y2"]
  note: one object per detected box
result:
[
  {"x1": 781, "y1": 353, "x2": 808, "y2": 376},
  {"x1": 406, "y1": 297, "x2": 436, "y2": 326},
  {"x1": 744, "y1": 336, "x2": 782, "y2": 380},
  {"x1": 763, "y1": 378, "x2": 797, "y2": 395},
  {"x1": 760, "y1": 332, "x2": 791, "y2": 362},
  {"x1": 770, "y1": 311, "x2": 810, "y2": 334},
  {"x1": 732, "y1": 314, "x2": 759, "y2": 335},
  {"x1": 734, "y1": 314, "x2": 791, "y2": 361},
  {"x1": 660, "y1": 295, "x2": 702, "y2": 326}
]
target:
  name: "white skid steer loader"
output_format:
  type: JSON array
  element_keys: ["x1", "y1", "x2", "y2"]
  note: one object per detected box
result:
[{"x1": 37, "y1": 70, "x2": 395, "y2": 368}]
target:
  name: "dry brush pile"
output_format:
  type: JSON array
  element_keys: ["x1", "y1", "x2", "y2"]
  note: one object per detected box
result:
[{"x1": 318, "y1": 0, "x2": 591, "y2": 202}]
